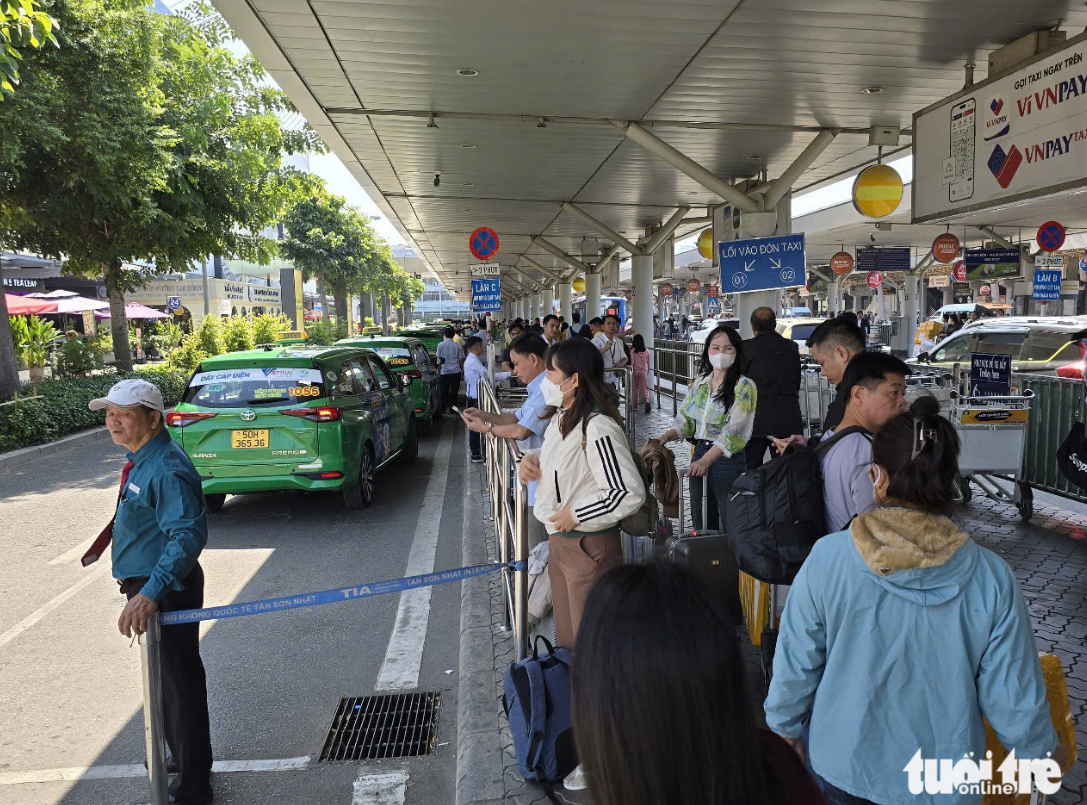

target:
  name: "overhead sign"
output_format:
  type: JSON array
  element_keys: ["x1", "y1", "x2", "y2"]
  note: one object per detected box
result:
[
  {"x1": 166, "y1": 296, "x2": 182, "y2": 312},
  {"x1": 1036, "y1": 220, "x2": 1066, "y2": 252},
  {"x1": 1035, "y1": 253, "x2": 1065, "y2": 268},
  {"x1": 706, "y1": 284, "x2": 720, "y2": 298},
  {"x1": 928, "y1": 274, "x2": 951, "y2": 287},
  {"x1": 913, "y1": 33, "x2": 1087, "y2": 223},
  {"x1": 963, "y1": 248, "x2": 1021, "y2": 280},
  {"x1": 469, "y1": 227, "x2": 500, "y2": 261},
  {"x1": 660, "y1": 282, "x2": 674, "y2": 295},
  {"x1": 830, "y1": 251, "x2": 854, "y2": 275},
  {"x1": 969, "y1": 353, "x2": 1011, "y2": 398},
  {"x1": 471, "y1": 278, "x2": 502, "y2": 312},
  {"x1": 952, "y1": 260, "x2": 968, "y2": 281},
  {"x1": 719, "y1": 233, "x2": 805, "y2": 294},
  {"x1": 1033, "y1": 268, "x2": 1063, "y2": 300},
  {"x1": 856, "y1": 246, "x2": 911, "y2": 273},
  {"x1": 687, "y1": 279, "x2": 701, "y2": 293},
  {"x1": 697, "y1": 228, "x2": 714, "y2": 259},
  {"x1": 866, "y1": 271, "x2": 883, "y2": 289},
  {"x1": 932, "y1": 233, "x2": 961, "y2": 263},
  {"x1": 852, "y1": 163, "x2": 904, "y2": 218},
  {"x1": 470, "y1": 262, "x2": 501, "y2": 277}
]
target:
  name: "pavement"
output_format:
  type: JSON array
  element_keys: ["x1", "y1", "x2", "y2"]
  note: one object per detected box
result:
[{"x1": 459, "y1": 399, "x2": 1087, "y2": 805}]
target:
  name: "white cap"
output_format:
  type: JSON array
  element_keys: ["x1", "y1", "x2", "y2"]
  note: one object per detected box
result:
[{"x1": 89, "y1": 379, "x2": 165, "y2": 413}]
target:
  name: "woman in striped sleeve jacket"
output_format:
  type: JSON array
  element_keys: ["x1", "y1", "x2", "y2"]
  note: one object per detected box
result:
[{"x1": 519, "y1": 338, "x2": 646, "y2": 651}]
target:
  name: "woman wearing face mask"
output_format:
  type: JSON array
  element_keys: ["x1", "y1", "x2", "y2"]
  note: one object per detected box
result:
[
  {"x1": 654, "y1": 325, "x2": 756, "y2": 533},
  {"x1": 764, "y1": 396, "x2": 1062, "y2": 805}
]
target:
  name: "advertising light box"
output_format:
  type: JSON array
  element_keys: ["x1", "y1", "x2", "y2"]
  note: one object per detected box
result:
[{"x1": 913, "y1": 31, "x2": 1087, "y2": 223}]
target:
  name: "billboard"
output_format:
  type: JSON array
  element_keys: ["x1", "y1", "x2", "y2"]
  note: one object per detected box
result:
[{"x1": 913, "y1": 31, "x2": 1087, "y2": 222}]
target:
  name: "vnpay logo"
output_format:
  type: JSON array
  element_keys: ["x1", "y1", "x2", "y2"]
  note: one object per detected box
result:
[
  {"x1": 985, "y1": 97, "x2": 1010, "y2": 141},
  {"x1": 988, "y1": 143, "x2": 1023, "y2": 189}
]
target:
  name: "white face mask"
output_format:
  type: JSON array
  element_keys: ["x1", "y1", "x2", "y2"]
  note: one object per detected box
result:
[
  {"x1": 540, "y1": 376, "x2": 573, "y2": 407},
  {"x1": 709, "y1": 353, "x2": 735, "y2": 370}
]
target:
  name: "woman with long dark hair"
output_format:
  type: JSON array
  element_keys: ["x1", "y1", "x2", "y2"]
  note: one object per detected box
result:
[
  {"x1": 519, "y1": 338, "x2": 646, "y2": 791},
  {"x1": 766, "y1": 396, "x2": 1061, "y2": 805},
  {"x1": 654, "y1": 325, "x2": 756, "y2": 531},
  {"x1": 574, "y1": 562, "x2": 825, "y2": 805}
]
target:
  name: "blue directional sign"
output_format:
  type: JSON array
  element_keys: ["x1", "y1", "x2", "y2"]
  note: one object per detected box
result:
[
  {"x1": 719, "y1": 234, "x2": 805, "y2": 294},
  {"x1": 471, "y1": 278, "x2": 502, "y2": 312},
  {"x1": 166, "y1": 296, "x2": 182, "y2": 312},
  {"x1": 1033, "y1": 269, "x2": 1062, "y2": 301}
]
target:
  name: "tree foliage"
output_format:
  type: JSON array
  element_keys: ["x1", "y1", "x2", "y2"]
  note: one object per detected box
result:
[{"x1": 0, "y1": 0, "x2": 58, "y2": 100}]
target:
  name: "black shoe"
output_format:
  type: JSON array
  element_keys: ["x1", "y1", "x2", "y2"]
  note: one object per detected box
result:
[
  {"x1": 644, "y1": 403, "x2": 651, "y2": 413},
  {"x1": 471, "y1": 455, "x2": 484, "y2": 464},
  {"x1": 144, "y1": 758, "x2": 180, "y2": 775}
]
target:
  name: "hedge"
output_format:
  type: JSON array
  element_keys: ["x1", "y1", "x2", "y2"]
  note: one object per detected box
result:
[{"x1": 0, "y1": 367, "x2": 188, "y2": 453}]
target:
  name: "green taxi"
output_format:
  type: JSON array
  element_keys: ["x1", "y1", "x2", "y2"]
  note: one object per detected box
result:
[
  {"x1": 337, "y1": 335, "x2": 442, "y2": 434},
  {"x1": 394, "y1": 327, "x2": 445, "y2": 354},
  {"x1": 166, "y1": 346, "x2": 417, "y2": 511}
]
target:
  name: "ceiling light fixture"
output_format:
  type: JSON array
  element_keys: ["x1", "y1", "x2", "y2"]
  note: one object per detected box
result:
[
  {"x1": 457, "y1": 68, "x2": 479, "y2": 77},
  {"x1": 461, "y1": 182, "x2": 474, "y2": 187},
  {"x1": 747, "y1": 154, "x2": 762, "y2": 161},
  {"x1": 860, "y1": 86, "x2": 884, "y2": 95},
  {"x1": 460, "y1": 143, "x2": 476, "y2": 149}
]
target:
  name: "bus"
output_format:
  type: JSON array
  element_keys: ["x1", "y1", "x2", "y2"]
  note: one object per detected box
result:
[{"x1": 572, "y1": 295, "x2": 627, "y2": 327}]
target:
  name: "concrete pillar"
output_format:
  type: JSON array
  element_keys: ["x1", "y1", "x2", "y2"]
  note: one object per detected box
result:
[
  {"x1": 942, "y1": 285, "x2": 953, "y2": 306},
  {"x1": 734, "y1": 291, "x2": 779, "y2": 339},
  {"x1": 542, "y1": 285, "x2": 555, "y2": 318},
  {"x1": 558, "y1": 283, "x2": 572, "y2": 322},
  {"x1": 828, "y1": 280, "x2": 839, "y2": 316},
  {"x1": 530, "y1": 292, "x2": 541, "y2": 321},
  {"x1": 631, "y1": 254, "x2": 654, "y2": 348},
  {"x1": 585, "y1": 272, "x2": 602, "y2": 322}
]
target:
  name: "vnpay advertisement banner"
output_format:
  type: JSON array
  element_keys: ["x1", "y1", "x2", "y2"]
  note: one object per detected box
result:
[{"x1": 914, "y1": 32, "x2": 1087, "y2": 222}]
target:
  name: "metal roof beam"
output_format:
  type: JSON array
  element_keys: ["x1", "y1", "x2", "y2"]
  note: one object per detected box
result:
[
  {"x1": 561, "y1": 203, "x2": 643, "y2": 256},
  {"x1": 612, "y1": 120, "x2": 760, "y2": 214},
  {"x1": 518, "y1": 254, "x2": 565, "y2": 283},
  {"x1": 533, "y1": 237, "x2": 593, "y2": 275},
  {"x1": 505, "y1": 266, "x2": 545, "y2": 292},
  {"x1": 976, "y1": 226, "x2": 1016, "y2": 250},
  {"x1": 501, "y1": 272, "x2": 531, "y2": 293},
  {"x1": 760, "y1": 129, "x2": 840, "y2": 209},
  {"x1": 640, "y1": 206, "x2": 692, "y2": 255},
  {"x1": 590, "y1": 244, "x2": 624, "y2": 277}
]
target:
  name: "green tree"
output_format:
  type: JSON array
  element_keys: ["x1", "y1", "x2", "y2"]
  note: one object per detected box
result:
[
  {"x1": 1, "y1": 0, "x2": 58, "y2": 100},
  {"x1": 221, "y1": 315, "x2": 254, "y2": 353},
  {"x1": 0, "y1": 1, "x2": 321, "y2": 391}
]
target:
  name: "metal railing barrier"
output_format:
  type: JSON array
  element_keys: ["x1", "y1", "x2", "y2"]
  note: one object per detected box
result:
[
  {"x1": 647, "y1": 339, "x2": 702, "y2": 416},
  {"x1": 1016, "y1": 373, "x2": 1087, "y2": 504},
  {"x1": 140, "y1": 613, "x2": 170, "y2": 805}
]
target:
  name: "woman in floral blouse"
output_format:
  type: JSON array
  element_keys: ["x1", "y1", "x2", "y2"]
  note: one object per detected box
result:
[{"x1": 654, "y1": 325, "x2": 757, "y2": 534}]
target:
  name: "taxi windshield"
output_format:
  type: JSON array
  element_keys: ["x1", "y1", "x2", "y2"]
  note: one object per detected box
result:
[{"x1": 183, "y1": 366, "x2": 327, "y2": 408}]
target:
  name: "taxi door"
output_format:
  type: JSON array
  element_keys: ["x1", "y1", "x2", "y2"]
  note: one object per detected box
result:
[
  {"x1": 352, "y1": 357, "x2": 393, "y2": 463},
  {"x1": 365, "y1": 354, "x2": 408, "y2": 459}
]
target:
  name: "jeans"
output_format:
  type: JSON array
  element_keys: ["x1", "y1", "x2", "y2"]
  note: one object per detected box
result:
[
  {"x1": 120, "y1": 564, "x2": 213, "y2": 804},
  {"x1": 689, "y1": 441, "x2": 746, "y2": 532},
  {"x1": 817, "y1": 776, "x2": 877, "y2": 805}
]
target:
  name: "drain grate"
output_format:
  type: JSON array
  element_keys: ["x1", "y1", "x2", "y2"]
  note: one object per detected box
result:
[{"x1": 319, "y1": 692, "x2": 443, "y2": 762}]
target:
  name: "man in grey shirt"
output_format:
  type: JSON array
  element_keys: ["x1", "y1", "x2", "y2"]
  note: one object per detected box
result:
[
  {"x1": 819, "y1": 352, "x2": 909, "y2": 533},
  {"x1": 436, "y1": 327, "x2": 465, "y2": 413}
]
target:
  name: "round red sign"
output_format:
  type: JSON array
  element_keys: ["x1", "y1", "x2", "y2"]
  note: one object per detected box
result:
[
  {"x1": 932, "y1": 233, "x2": 961, "y2": 263},
  {"x1": 830, "y1": 251, "x2": 854, "y2": 275},
  {"x1": 660, "y1": 282, "x2": 674, "y2": 295},
  {"x1": 469, "y1": 226, "x2": 500, "y2": 261},
  {"x1": 952, "y1": 260, "x2": 967, "y2": 282},
  {"x1": 1037, "y1": 221, "x2": 1066, "y2": 253},
  {"x1": 866, "y1": 271, "x2": 883, "y2": 289},
  {"x1": 687, "y1": 279, "x2": 701, "y2": 293}
]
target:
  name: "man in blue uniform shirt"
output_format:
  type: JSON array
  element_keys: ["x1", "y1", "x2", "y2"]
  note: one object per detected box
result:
[{"x1": 83, "y1": 379, "x2": 213, "y2": 805}]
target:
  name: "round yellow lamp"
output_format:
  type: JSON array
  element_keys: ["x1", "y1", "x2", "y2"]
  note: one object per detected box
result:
[
  {"x1": 852, "y1": 164, "x2": 904, "y2": 218},
  {"x1": 572, "y1": 276, "x2": 586, "y2": 293},
  {"x1": 697, "y1": 227, "x2": 714, "y2": 259}
]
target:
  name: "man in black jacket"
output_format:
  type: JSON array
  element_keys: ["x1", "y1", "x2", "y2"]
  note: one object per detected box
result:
[{"x1": 743, "y1": 307, "x2": 803, "y2": 469}]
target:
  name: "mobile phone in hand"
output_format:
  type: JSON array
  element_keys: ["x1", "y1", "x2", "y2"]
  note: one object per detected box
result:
[{"x1": 452, "y1": 406, "x2": 461, "y2": 414}]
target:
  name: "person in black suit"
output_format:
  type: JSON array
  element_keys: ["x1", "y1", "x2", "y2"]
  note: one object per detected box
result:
[{"x1": 742, "y1": 307, "x2": 803, "y2": 470}]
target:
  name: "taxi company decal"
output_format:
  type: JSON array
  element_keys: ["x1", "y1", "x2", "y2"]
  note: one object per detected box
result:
[
  {"x1": 192, "y1": 453, "x2": 218, "y2": 459},
  {"x1": 272, "y1": 449, "x2": 308, "y2": 456},
  {"x1": 373, "y1": 347, "x2": 412, "y2": 358},
  {"x1": 959, "y1": 409, "x2": 1029, "y2": 425},
  {"x1": 189, "y1": 367, "x2": 324, "y2": 387}
]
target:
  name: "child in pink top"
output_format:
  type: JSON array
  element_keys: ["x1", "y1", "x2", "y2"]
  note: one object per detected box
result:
[{"x1": 630, "y1": 334, "x2": 652, "y2": 413}]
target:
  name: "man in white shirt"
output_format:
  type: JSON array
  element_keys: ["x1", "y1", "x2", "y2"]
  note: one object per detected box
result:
[
  {"x1": 542, "y1": 314, "x2": 560, "y2": 346},
  {"x1": 592, "y1": 313, "x2": 628, "y2": 391},
  {"x1": 462, "y1": 336, "x2": 487, "y2": 463}
]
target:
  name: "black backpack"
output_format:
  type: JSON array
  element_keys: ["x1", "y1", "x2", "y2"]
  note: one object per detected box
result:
[{"x1": 725, "y1": 427, "x2": 870, "y2": 584}]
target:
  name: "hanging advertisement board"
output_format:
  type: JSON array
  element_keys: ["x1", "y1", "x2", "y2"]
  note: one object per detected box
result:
[{"x1": 913, "y1": 31, "x2": 1087, "y2": 223}]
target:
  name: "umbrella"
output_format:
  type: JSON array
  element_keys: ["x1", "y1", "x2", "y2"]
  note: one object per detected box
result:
[
  {"x1": 27, "y1": 291, "x2": 109, "y2": 314},
  {"x1": 4, "y1": 293, "x2": 58, "y2": 315},
  {"x1": 94, "y1": 302, "x2": 169, "y2": 320}
]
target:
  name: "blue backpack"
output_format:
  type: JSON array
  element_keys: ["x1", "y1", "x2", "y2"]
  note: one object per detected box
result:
[{"x1": 502, "y1": 635, "x2": 577, "y2": 784}]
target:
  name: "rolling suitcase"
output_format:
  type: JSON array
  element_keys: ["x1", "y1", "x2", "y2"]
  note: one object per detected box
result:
[{"x1": 667, "y1": 475, "x2": 742, "y2": 625}]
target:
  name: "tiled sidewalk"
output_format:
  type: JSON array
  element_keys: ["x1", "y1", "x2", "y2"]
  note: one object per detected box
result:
[{"x1": 468, "y1": 403, "x2": 1087, "y2": 805}]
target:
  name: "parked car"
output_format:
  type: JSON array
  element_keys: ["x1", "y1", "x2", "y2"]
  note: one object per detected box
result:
[
  {"x1": 167, "y1": 346, "x2": 417, "y2": 511},
  {"x1": 337, "y1": 335, "x2": 442, "y2": 433},
  {"x1": 394, "y1": 327, "x2": 444, "y2": 353},
  {"x1": 688, "y1": 318, "x2": 741, "y2": 343},
  {"x1": 908, "y1": 316, "x2": 1087, "y2": 376},
  {"x1": 776, "y1": 317, "x2": 826, "y2": 356}
]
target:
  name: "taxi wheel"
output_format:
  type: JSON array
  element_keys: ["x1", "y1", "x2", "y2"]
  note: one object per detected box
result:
[
  {"x1": 418, "y1": 412, "x2": 433, "y2": 436},
  {"x1": 401, "y1": 417, "x2": 419, "y2": 465},
  {"x1": 205, "y1": 493, "x2": 226, "y2": 513},
  {"x1": 344, "y1": 446, "x2": 375, "y2": 509}
]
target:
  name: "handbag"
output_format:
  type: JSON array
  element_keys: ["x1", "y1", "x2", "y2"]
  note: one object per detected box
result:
[{"x1": 1056, "y1": 421, "x2": 1087, "y2": 489}]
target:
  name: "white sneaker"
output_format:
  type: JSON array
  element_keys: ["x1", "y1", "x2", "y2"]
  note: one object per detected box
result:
[{"x1": 563, "y1": 764, "x2": 588, "y2": 791}]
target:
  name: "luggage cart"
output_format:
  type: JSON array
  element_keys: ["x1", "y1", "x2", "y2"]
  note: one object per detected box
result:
[{"x1": 952, "y1": 390, "x2": 1035, "y2": 521}]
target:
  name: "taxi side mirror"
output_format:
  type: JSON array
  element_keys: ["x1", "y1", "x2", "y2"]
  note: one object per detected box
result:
[{"x1": 400, "y1": 374, "x2": 413, "y2": 390}]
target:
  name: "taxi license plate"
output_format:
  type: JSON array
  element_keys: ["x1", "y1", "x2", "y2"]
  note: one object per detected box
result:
[{"x1": 232, "y1": 429, "x2": 269, "y2": 449}]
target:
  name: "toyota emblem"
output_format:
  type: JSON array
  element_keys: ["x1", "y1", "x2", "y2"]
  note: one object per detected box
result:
[{"x1": 240, "y1": 409, "x2": 257, "y2": 421}]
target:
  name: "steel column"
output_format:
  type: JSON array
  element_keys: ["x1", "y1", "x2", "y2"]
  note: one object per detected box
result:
[
  {"x1": 530, "y1": 292, "x2": 541, "y2": 321},
  {"x1": 558, "y1": 283, "x2": 572, "y2": 322},
  {"x1": 140, "y1": 614, "x2": 169, "y2": 805},
  {"x1": 561, "y1": 203, "x2": 642, "y2": 255},
  {"x1": 584, "y1": 272, "x2": 602, "y2": 322},
  {"x1": 612, "y1": 120, "x2": 760, "y2": 213},
  {"x1": 541, "y1": 285, "x2": 555, "y2": 318},
  {"x1": 631, "y1": 253, "x2": 654, "y2": 354}
]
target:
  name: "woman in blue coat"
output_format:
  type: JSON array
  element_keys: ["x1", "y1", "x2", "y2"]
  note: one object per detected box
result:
[{"x1": 765, "y1": 395, "x2": 1060, "y2": 805}]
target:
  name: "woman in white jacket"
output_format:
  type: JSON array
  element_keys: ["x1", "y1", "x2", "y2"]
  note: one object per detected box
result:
[{"x1": 519, "y1": 338, "x2": 645, "y2": 650}]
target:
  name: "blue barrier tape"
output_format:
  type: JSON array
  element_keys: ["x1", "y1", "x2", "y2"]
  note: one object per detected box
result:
[{"x1": 160, "y1": 560, "x2": 526, "y2": 625}]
